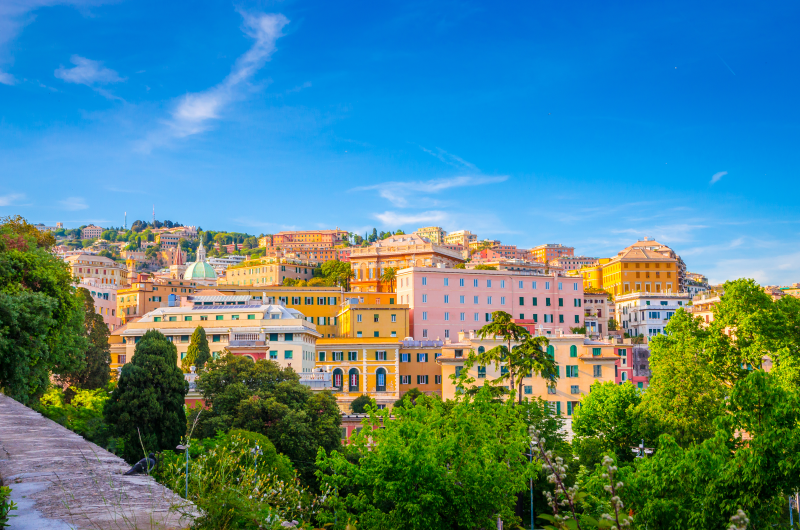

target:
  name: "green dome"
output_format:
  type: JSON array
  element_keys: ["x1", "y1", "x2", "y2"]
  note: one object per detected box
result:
[{"x1": 184, "y1": 261, "x2": 217, "y2": 280}]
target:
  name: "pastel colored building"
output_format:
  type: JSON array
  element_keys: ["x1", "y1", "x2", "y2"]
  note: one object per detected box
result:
[
  {"x1": 81, "y1": 225, "x2": 103, "y2": 239},
  {"x1": 350, "y1": 233, "x2": 464, "y2": 293},
  {"x1": 554, "y1": 256, "x2": 599, "y2": 271},
  {"x1": 396, "y1": 267, "x2": 584, "y2": 341},
  {"x1": 117, "y1": 275, "x2": 198, "y2": 323},
  {"x1": 222, "y1": 257, "x2": 316, "y2": 286},
  {"x1": 65, "y1": 254, "x2": 128, "y2": 286},
  {"x1": 414, "y1": 226, "x2": 446, "y2": 245},
  {"x1": 337, "y1": 299, "x2": 410, "y2": 339},
  {"x1": 437, "y1": 332, "x2": 620, "y2": 416},
  {"x1": 79, "y1": 278, "x2": 122, "y2": 331},
  {"x1": 443, "y1": 230, "x2": 477, "y2": 248},
  {"x1": 315, "y1": 338, "x2": 401, "y2": 410},
  {"x1": 265, "y1": 229, "x2": 349, "y2": 250},
  {"x1": 615, "y1": 291, "x2": 691, "y2": 340},
  {"x1": 399, "y1": 339, "x2": 444, "y2": 397},
  {"x1": 155, "y1": 232, "x2": 180, "y2": 248},
  {"x1": 110, "y1": 303, "x2": 320, "y2": 373},
  {"x1": 530, "y1": 244, "x2": 575, "y2": 263}
]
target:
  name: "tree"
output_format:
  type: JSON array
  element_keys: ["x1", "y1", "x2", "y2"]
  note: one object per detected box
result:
[
  {"x1": 103, "y1": 330, "x2": 187, "y2": 462},
  {"x1": 453, "y1": 263, "x2": 466, "y2": 269},
  {"x1": 181, "y1": 326, "x2": 211, "y2": 373},
  {"x1": 0, "y1": 216, "x2": 86, "y2": 404},
  {"x1": 607, "y1": 317, "x2": 618, "y2": 331},
  {"x1": 572, "y1": 381, "x2": 645, "y2": 463},
  {"x1": 193, "y1": 354, "x2": 341, "y2": 486},
  {"x1": 473, "y1": 264, "x2": 498, "y2": 270},
  {"x1": 469, "y1": 311, "x2": 531, "y2": 401},
  {"x1": 350, "y1": 394, "x2": 375, "y2": 413},
  {"x1": 316, "y1": 386, "x2": 536, "y2": 529},
  {"x1": 55, "y1": 288, "x2": 111, "y2": 390},
  {"x1": 509, "y1": 336, "x2": 558, "y2": 404},
  {"x1": 393, "y1": 387, "x2": 425, "y2": 408},
  {"x1": 380, "y1": 267, "x2": 397, "y2": 292}
]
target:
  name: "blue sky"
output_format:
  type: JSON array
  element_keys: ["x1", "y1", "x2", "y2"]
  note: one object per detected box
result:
[{"x1": 1, "y1": 0, "x2": 799, "y2": 285}]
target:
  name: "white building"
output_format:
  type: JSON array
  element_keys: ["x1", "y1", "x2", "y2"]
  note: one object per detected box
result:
[
  {"x1": 615, "y1": 292, "x2": 691, "y2": 340},
  {"x1": 553, "y1": 256, "x2": 599, "y2": 271},
  {"x1": 207, "y1": 255, "x2": 247, "y2": 275}
]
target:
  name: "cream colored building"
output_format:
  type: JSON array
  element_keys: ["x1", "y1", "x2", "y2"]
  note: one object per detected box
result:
[
  {"x1": 111, "y1": 303, "x2": 321, "y2": 372},
  {"x1": 82, "y1": 225, "x2": 103, "y2": 239},
  {"x1": 443, "y1": 230, "x2": 477, "y2": 248},
  {"x1": 414, "y1": 226, "x2": 446, "y2": 245},
  {"x1": 65, "y1": 254, "x2": 128, "y2": 286}
]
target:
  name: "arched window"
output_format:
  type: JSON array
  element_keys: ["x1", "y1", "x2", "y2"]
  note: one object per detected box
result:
[
  {"x1": 348, "y1": 368, "x2": 359, "y2": 392},
  {"x1": 570, "y1": 345, "x2": 577, "y2": 358},
  {"x1": 333, "y1": 368, "x2": 343, "y2": 390},
  {"x1": 547, "y1": 345, "x2": 555, "y2": 359},
  {"x1": 376, "y1": 368, "x2": 386, "y2": 392},
  {"x1": 621, "y1": 371, "x2": 627, "y2": 382},
  {"x1": 477, "y1": 346, "x2": 485, "y2": 354}
]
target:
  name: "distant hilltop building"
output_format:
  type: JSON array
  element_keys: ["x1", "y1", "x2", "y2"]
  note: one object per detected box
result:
[
  {"x1": 530, "y1": 244, "x2": 575, "y2": 263},
  {"x1": 260, "y1": 229, "x2": 349, "y2": 251},
  {"x1": 82, "y1": 225, "x2": 103, "y2": 239},
  {"x1": 554, "y1": 256, "x2": 599, "y2": 271},
  {"x1": 414, "y1": 226, "x2": 447, "y2": 245}
]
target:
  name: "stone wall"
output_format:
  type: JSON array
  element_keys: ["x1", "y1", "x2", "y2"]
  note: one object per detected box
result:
[{"x1": 0, "y1": 394, "x2": 193, "y2": 530}]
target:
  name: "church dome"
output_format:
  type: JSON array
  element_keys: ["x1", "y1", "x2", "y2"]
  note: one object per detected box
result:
[{"x1": 184, "y1": 260, "x2": 217, "y2": 280}]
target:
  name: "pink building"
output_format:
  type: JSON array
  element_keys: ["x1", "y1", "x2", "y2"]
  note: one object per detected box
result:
[
  {"x1": 79, "y1": 278, "x2": 122, "y2": 331},
  {"x1": 396, "y1": 267, "x2": 584, "y2": 341}
]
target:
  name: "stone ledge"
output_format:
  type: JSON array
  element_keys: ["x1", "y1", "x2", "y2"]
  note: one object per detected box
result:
[{"x1": 0, "y1": 393, "x2": 194, "y2": 530}]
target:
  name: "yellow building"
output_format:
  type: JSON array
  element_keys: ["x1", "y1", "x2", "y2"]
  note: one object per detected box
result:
[
  {"x1": 414, "y1": 226, "x2": 446, "y2": 244},
  {"x1": 117, "y1": 276, "x2": 198, "y2": 323},
  {"x1": 399, "y1": 339, "x2": 444, "y2": 397},
  {"x1": 437, "y1": 332, "x2": 619, "y2": 416},
  {"x1": 530, "y1": 244, "x2": 575, "y2": 263},
  {"x1": 221, "y1": 257, "x2": 316, "y2": 287},
  {"x1": 337, "y1": 300, "x2": 409, "y2": 339},
  {"x1": 155, "y1": 232, "x2": 180, "y2": 248},
  {"x1": 110, "y1": 303, "x2": 321, "y2": 373},
  {"x1": 315, "y1": 338, "x2": 401, "y2": 410},
  {"x1": 443, "y1": 230, "x2": 477, "y2": 248},
  {"x1": 65, "y1": 254, "x2": 128, "y2": 286}
]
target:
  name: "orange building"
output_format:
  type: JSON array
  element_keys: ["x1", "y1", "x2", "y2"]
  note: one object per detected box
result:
[
  {"x1": 349, "y1": 233, "x2": 464, "y2": 293},
  {"x1": 262, "y1": 229, "x2": 349, "y2": 250},
  {"x1": 530, "y1": 244, "x2": 574, "y2": 263},
  {"x1": 399, "y1": 339, "x2": 444, "y2": 398}
]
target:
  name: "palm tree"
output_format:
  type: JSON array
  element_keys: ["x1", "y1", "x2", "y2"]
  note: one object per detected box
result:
[
  {"x1": 338, "y1": 268, "x2": 354, "y2": 291},
  {"x1": 473, "y1": 311, "x2": 531, "y2": 401},
  {"x1": 380, "y1": 267, "x2": 397, "y2": 292}
]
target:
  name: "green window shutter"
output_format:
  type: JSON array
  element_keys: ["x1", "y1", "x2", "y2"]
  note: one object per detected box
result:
[
  {"x1": 559, "y1": 298, "x2": 563, "y2": 307},
  {"x1": 570, "y1": 345, "x2": 577, "y2": 357},
  {"x1": 567, "y1": 401, "x2": 573, "y2": 415},
  {"x1": 556, "y1": 401, "x2": 561, "y2": 415}
]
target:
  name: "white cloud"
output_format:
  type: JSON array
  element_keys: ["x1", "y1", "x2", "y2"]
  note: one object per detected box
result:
[
  {"x1": 55, "y1": 55, "x2": 124, "y2": 85},
  {"x1": 0, "y1": 192, "x2": 25, "y2": 206},
  {"x1": 164, "y1": 12, "x2": 289, "y2": 139},
  {"x1": 59, "y1": 196, "x2": 88, "y2": 211},
  {"x1": 0, "y1": 71, "x2": 15, "y2": 85},
  {"x1": 419, "y1": 146, "x2": 479, "y2": 171},
  {"x1": 710, "y1": 171, "x2": 727, "y2": 185},
  {"x1": 704, "y1": 250, "x2": 800, "y2": 286},
  {"x1": 611, "y1": 223, "x2": 707, "y2": 244},
  {"x1": 374, "y1": 210, "x2": 449, "y2": 226},
  {"x1": 353, "y1": 175, "x2": 508, "y2": 207}
]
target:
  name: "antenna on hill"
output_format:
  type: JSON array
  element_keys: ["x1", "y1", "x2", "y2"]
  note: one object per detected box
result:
[
  {"x1": 124, "y1": 211, "x2": 127, "y2": 230},
  {"x1": 152, "y1": 205, "x2": 155, "y2": 227}
]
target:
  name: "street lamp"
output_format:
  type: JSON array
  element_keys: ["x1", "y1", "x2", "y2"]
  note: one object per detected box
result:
[{"x1": 630, "y1": 439, "x2": 654, "y2": 459}]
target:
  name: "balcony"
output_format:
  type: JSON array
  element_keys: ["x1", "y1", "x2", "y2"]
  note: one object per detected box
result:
[
  {"x1": 299, "y1": 371, "x2": 332, "y2": 390},
  {"x1": 229, "y1": 340, "x2": 266, "y2": 347}
]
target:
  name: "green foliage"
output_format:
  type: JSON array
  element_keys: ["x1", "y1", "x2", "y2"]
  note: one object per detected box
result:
[
  {"x1": 193, "y1": 354, "x2": 342, "y2": 486},
  {"x1": 181, "y1": 326, "x2": 211, "y2": 373},
  {"x1": 36, "y1": 384, "x2": 123, "y2": 453},
  {"x1": 453, "y1": 263, "x2": 466, "y2": 269},
  {"x1": 349, "y1": 394, "x2": 374, "y2": 413},
  {"x1": 473, "y1": 264, "x2": 498, "y2": 270},
  {"x1": 392, "y1": 387, "x2": 424, "y2": 408},
  {"x1": 572, "y1": 381, "x2": 645, "y2": 463},
  {"x1": 0, "y1": 485, "x2": 17, "y2": 528},
  {"x1": 153, "y1": 430, "x2": 313, "y2": 529},
  {"x1": 379, "y1": 267, "x2": 396, "y2": 291},
  {"x1": 607, "y1": 317, "x2": 618, "y2": 331},
  {"x1": 103, "y1": 330, "x2": 187, "y2": 462},
  {"x1": 0, "y1": 216, "x2": 86, "y2": 404},
  {"x1": 316, "y1": 387, "x2": 537, "y2": 529},
  {"x1": 55, "y1": 287, "x2": 111, "y2": 389}
]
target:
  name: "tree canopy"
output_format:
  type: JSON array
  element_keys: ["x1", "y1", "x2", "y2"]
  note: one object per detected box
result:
[
  {"x1": 181, "y1": 326, "x2": 211, "y2": 373},
  {"x1": 54, "y1": 287, "x2": 111, "y2": 390}
]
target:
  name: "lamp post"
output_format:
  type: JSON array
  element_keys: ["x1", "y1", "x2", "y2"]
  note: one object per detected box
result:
[{"x1": 630, "y1": 439, "x2": 654, "y2": 459}]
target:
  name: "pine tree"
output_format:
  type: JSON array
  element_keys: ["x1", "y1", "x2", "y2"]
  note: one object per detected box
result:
[
  {"x1": 181, "y1": 326, "x2": 211, "y2": 372},
  {"x1": 104, "y1": 330, "x2": 187, "y2": 462}
]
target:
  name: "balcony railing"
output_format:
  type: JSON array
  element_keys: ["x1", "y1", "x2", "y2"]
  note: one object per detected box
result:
[{"x1": 229, "y1": 340, "x2": 266, "y2": 347}]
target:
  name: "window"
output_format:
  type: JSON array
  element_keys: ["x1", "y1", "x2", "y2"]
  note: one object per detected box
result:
[
  {"x1": 284, "y1": 350, "x2": 293, "y2": 359},
  {"x1": 660, "y1": 301, "x2": 668, "y2": 306},
  {"x1": 168, "y1": 316, "x2": 177, "y2": 322},
  {"x1": 485, "y1": 313, "x2": 491, "y2": 322},
  {"x1": 474, "y1": 296, "x2": 479, "y2": 304},
  {"x1": 460, "y1": 295, "x2": 465, "y2": 304},
  {"x1": 648, "y1": 311, "x2": 661, "y2": 319},
  {"x1": 570, "y1": 385, "x2": 580, "y2": 394},
  {"x1": 558, "y1": 282, "x2": 563, "y2": 290},
  {"x1": 444, "y1": 295, "x2": 450, "y2": 304},
  {"x1": 474, "y1": 312, "x2": 479, "y2": 321},
  {"x1": 373, "y1": 314, "x2": 380, "y2": 323},
  {"x1": 570, "y1": 345, "x2": 577, "y2": 357},
  {"x1": 574, "y1": 282, "x2": 579, "y2": 291},
  {"x1": 401, "y1": 353, "x2": 411, "y2": 362},
  {"x1": 559, "y1": 315, "x2": 564, "y2": 323},
  {"x1": 524, "y1": 385, "x2": 533, "y2": 395},
  {"x1": 593, "y1": 365, "x2": 602, "y2": 377},
  {"x1": 422, "y1": 329, "x2": 428, "y2": 338},
  {"x1": 546, "y1": 298, "x2": 551, "y2": 307},
  {"x1": 376, "y1": 368, "x2": 387, "y2": 392},
  {"x1": 478, "y1": 366, "x2": 486, "y2": 378},
  {"x1": 185, "y1": 316, "x2": 192, "y2": 321},
  {"x1": 247, "y1": 314, "x2": 255, "y2": 320},
  {"x1": 422, "y1": 294, "x2": 428, "y2": 303},
  {"x1": 417, "y1": 353, "x2": 428, "y2": 362},
  {"x1": 566, "y1": 366, "x2": 579, "y2": 377},
  {"x1": 216, "y1": 315, "x2": 223, "y2": 321},
  {"x1": 544, "y1": 314, "x2": 552, "y2": 323},
  {"x1": 200, "y1": 315, "x2": 208, "y2": 321},
  {"x1": 455, "y1": 349, "x2": 463, "y2": 358},
  {"x1": 154, "y1": 317, "x2": 161, "y2": 322},
  {"x1": 500, "y1": 280, "x2": 505, "y2": 288},
  {"x1": 417, "y1": 375, "x2": 429, "y2": 385},
  {"x1": 545, "y1": 281, "x2": 550, "y2": 290},
  {"x1": 269, "y1": 350, "x2": 278, "y2": 360},
  {"x1": 473, "y1": 279, "x2": 478, "y2": 287},
  {"x1": 347, "y1": 351, "x2": 357, "y2": 361},
  {"x1": 318, "y1": 351, "x2": 326, "y2": 362},
  {"x1": 400, "y1": 375, "x2": 411, "y2": 384},
  {"x1": 231, "y1": 315, "x2": 239, "y2": 320},
  {"x1": 558, "y1": 298, "x2": 564, "y2": 307},
  {"x1": 357, "y1": 314, "x2": 362, "y2": 323},
  {"x1": 444, "y1": 278, "x2": 449, "y2": 286},
  {"x1": 435, "y1": 375, "x2": 442, "y2": 384},
  {"x1": 349, "y1": 369, "x2": 360, "y2": 391},
  {"x1": 547, "y1": 386, "x2": 556, "y2": 395},
  {"x1": 285, "y1": 333, "x2": 293, "y2": 341},
  {"x1": 460, "y1": 312, "x2": 465, "y2": 321},
  {"x1": 487, "y1": 280, "x2": 492, "y2": 288},
  {"x1": 500, "y1": 296, "x2": 506, "y2": 305},
  {"x1": 356, "y1": 331, "x2": 363, "y2": 337},
  {"x1": 422, "y1": 277, "x2": 427, "y2": 286},
  {"x1": 376, "y1": 351, "x2": 387, "y2": 361},
  {"x1": 574, "y1": 315, "x2": 580, "y2": 324},
  {"x1": 269, "y1": 333, "x2": 278, "y2": 341},
  {"x1": 532, "y1": 314, "x2": 538, "y2": 323},
  {"x1": 444, "y1": 312, "x2": 450, "y2": 321},
  {"x1": 373, "y1": 331, "x2": 379, "y2": 337},
  {"x1": 422, "y1": 311, "x2": 428, "y2": 321},
  {"x1": 459, "y1": 278, "x2": 465, "y2": 287},
  {"x1": 488, "y1": 296, "x2": 493, "y2": 304},
  {"x1": 547, "y1": 345, "x2": 555, "y2": 359}
]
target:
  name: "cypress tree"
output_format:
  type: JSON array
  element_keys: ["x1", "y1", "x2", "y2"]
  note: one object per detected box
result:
[
  {"x1": 181, "y1": 326, "x2": 211, "y2": 372},
  {"x1": 104, "y1": 330, "x2": 187, "y2": 462}
]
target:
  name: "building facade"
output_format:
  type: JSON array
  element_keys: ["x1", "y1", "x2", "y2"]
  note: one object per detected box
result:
[
  {"x1": 443, "y1": 230, "x2": 477, "y2": 248},
  {"x1": 554, "y1": 256, "x2": 599, "y2": 271},
  {"x1": 82, "y1": 225, "x2": 103, "y2": 239},
  {"x1": 349, "y1": 234, "x2": 465, "y2": 293},
  {"x1": 398, "y1": 339, "x2": 444, "y2": 397},
  {"x1": 222, "y1": 257, "x2": 316, "y2": 287},
  {"x1": 615, "y1": 291, "x2": 691, "y2": 339},
  {"x1": 79, "y1": 278, "x2": 122, "y2": 331},
  {"x1": 263, "y1": 229, "x2": 349, "y2": 250},
  {"x1": 315, "y1": 338, "x2": 401, "y2": 410},
  {"x1": 111, "y1": 303, "x2": 320, "y2": 373},
  {"x1": 117, "y1": 275, "x2": 198, "y2": 323},
  {"x1": 337, "y1": 300, "x2": 410, "y2": 339},
  {"x1": 437, "y1": 332, "x2": 619, "y2": 415},
  {"x1": 530, "y1": 244, "x2": 575, "y2": 263},
  {"x1": 65, "y1": 254, "x2": 128, "y2": 286},
  {"x1": 414, "y1": 226, "x2": 446, "y2": 245},
  {"x1": 396, "y1": 267, "x2": 584, "y2": 341}
]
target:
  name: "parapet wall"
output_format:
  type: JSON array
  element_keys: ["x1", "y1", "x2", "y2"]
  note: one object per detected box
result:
[{"x1": 0, "y1": 394, "x2": 192, "y2": 530}]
